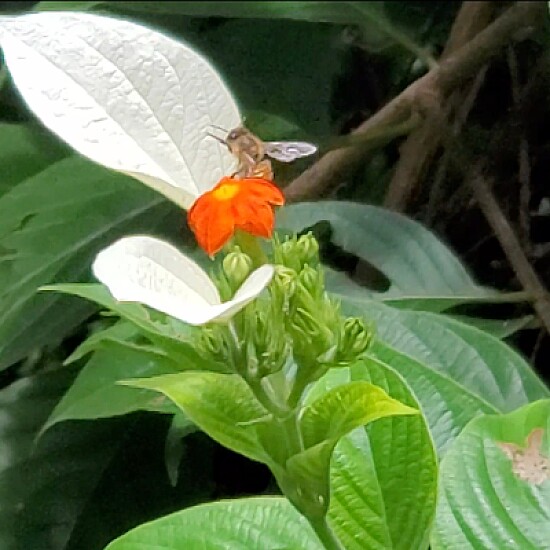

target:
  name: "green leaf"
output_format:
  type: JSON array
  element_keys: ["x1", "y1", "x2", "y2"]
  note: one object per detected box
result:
[
  {"x1": 301, "y1": 380, "x2": 417, "y2": 449},
  {"x1": 0, "y1": 156, "x2": 179, "y2": 370},
  {"x1": 123, "y1": 372, "x2": 272, "y2": 465},
  {"x1": 0, "y1": 123, "x2": 67, "y2": 197},
  {"x1": 42, "y1": 283, "x2": 226, "y2": 371},
  {"x1": 362, "y1": 301, "x2": 549, "y2": 411},
  {"x1": 277, "y1": 202, "x2": 497, "y2": 310},
  {"x1": 444, "y1": 314, "x2": 534, "y2": 339},
  {"x1": 0, "y1": 367, "x2": 217, "y2": 549},
  {"x1": 0, "y1": 367, "x2": 127, "y2": 549},
  {"x1": 342, "y1": 298, "x2": 548, "y2": 453},
  {"x1": 309, "y1": 359, "x2": 437, "y2": 550},
  {"x1": 369, "y1": 341, "x2": 496, "y2": 455},
  {"x1": 63, "y1": 319, "x2": 142, "y2": 364},
  {"x1": 107, "y1": 1, "x2": 429, "y2": 59},
  {"x1": 105, "y1": 496, "x2": 321, "y2": 550},
  {"x1": 106, "y1": 0, "x2": 370, "y2": 22},
  {"x1": 135, "y1": 16, "x2": 342, "y2": 137},
  {"x1": 432, "y1": 400, "x2": 550, "y2": 550},
  {"x1": 41, "y1": 340, "x2": 182, "y2": 434},
  {"x1": 164, "y1": 412, "x2": 198, "y2": 487},
  {"x1": 33, "y1": 1, "x2": 104, "y2": 10},
  {"x1": 285, "y1": 380, "x2": 418, "y2": 518}
]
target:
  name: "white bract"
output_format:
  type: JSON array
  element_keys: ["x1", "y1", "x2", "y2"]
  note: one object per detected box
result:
[
  {"x1": 0, "y1": 11, "x2": 241, "y2": 209},
  {"x1": 93, "y1": 235, "x2": 274, "y2": 325}
]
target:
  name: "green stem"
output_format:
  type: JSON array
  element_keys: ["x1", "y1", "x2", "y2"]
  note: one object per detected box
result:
[
  {"x1": 308, "y1": 517, "x2": 345, "y2": 550},
  {"x1": 233, "y1": 230, "x2": 268, "y2": 268},
  {"x1": 287, "y1": 372, "x2": 310, "y2": 409},
  {"x1": 248, "y1": 378, "x2": 288, "y2": 419},
  {"x1": 280, "y1": 410, "x2": 303, "y2": 455}
]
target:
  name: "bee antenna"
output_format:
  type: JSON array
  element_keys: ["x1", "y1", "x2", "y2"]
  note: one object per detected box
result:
[
  {"x1": 209, "y1": 124, "x2": 229, "y2": 133},
  {"x1": 206, "y1": 132, "x2": 229, "y2": 147}
]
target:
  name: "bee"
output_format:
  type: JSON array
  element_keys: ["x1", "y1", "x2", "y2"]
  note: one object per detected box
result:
[{"x1": 208, "y1": 125, "x2": 317, "y2": 180}]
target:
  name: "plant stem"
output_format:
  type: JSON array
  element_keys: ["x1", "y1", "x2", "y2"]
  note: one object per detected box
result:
[
  {"x1": 308, "y1": 517, "x2": 345, "y2": 550},
  {"x1": 248, "y1": 378, "x2": 288, "y2": 418}
]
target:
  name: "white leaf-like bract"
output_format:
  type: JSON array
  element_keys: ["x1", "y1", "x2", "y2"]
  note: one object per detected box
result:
[
  {"x1": 92, "y1": 236, "x2": 274, "y2": 325},
  {"x1": 0, "y1": 12, "x2": 240, "y2": 208}
]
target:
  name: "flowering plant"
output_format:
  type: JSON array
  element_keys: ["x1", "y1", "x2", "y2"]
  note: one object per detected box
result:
[{"x1": 0, "y1": 8, "x2": 547, "y2": 550}]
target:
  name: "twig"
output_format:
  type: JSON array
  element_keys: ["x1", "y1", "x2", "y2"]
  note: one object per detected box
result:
[
  {"x1": 284, "y1": 2, "x2": 546, "y2": 203},
  {"x1": 469, "y1": 166, "x2": 550, "y2": 335},
  {"x1": 530, "y1": 328, "x2": 545, "y2": 363},
  {"x1": 386, "y1": 1, "x2": 495, "y2": 212},
  {"x1": 425, "y1": 65, "x2": 489, "y2": 224},
  {"x1": 507, "y1": 46, "x2": 532, "y2": 252}
]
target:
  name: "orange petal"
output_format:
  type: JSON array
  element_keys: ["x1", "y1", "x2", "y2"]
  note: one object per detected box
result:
[
  {"x1": 240, "y1": 178, "x2": 285, "y2": 206},
  {"x1": 233, "y1": 200, "x2": 275, "y2": 238},
  {"x1": 188, "y1": 192, "x2": 235, "y2": 256}
]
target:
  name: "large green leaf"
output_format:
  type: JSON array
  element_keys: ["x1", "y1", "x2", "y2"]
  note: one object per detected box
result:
[
  {"x1": 106, "y1": 1, "x2": 434, "y2": 61},
  {"x1": 301, "y1": 380, "x2": 417, "y2": 448},
  {"x1": 309, "y1": 360, "x2": 437, "y2": 550},
  {"x1": 123, "y1": 372, "x2": 272, "y2": 465},
  {"x1": 342, "y1": 298, "x2": 548, "y2": 453},
  {"x1": 0, "y1": 367, "x2": 216, "y2": 550},
  {"x1": 284, "y1": 380, "x2": 417, "y2": 520},
  {"x1": 277, "y1": 202, "x2": 497, "y2": 310},
  {"x1": 34, "y1": 1, "x2": 104, "y2": 10},
  {"x1": 444, "y1": 313, "x2": 534, "y2": 339},
  {"x1": 133, "y1": 17, "x2": 343, "y2": 137},
  {"x1": 0, "y1": 367, "x2": 126, "y2": 549},
  {"x1": 41, "y1": 340, "x2": 182, "y2": 434},
  {"x1": 361, "y1": 301, "x2": 549, "y2": 410},
  {"x1": 0, "y1": 155, "x2": 180, "y2": 370},
  {"x1": 41, "y1": 283, "x2": 218, "y2": 370},
  {"x1": 0, "y1": 123, "x2": 67, "y2": 197},
  {"x1": 105, "y1": 496, "x2": 321, "y2": 549},
  {"x1": 432, "y1": 400, "x2": 550, "y2": 550},
  {"x1": 106, "y1": 1, "x2": 382, "y2": 23},
  {"x1": 369, "y1": 340, "x2": 496, "y2": 455}
]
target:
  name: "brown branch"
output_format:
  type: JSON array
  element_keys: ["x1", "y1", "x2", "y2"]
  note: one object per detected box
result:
[
  {"x1": 507, "y1": 46, "x2": 532, "y2": 252},
  {"x1": 284, "y1": 1, "x2": 546, "y2": 203},
  {"x1": 384, "y1": 1, "x2": 495, "y2": 212},
  {"x1": 470, "y1": 166, "x2": 550, "y2": 335},
  {"x1": 425, "y1": 65, "x2": 489, "y2": 224}
]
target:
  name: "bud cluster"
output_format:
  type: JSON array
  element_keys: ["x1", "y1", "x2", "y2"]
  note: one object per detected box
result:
[
  {"x1": 270, "y1": 233, "x2": 374, "y2": 381},
  {"x1": 194, "y1": 232, "x2": 374, "y2": 386}
]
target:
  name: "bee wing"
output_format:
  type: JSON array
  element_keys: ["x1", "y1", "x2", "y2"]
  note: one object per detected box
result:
[{"x1": 264, "y1": 141, "x2": 317, "y2": 162}]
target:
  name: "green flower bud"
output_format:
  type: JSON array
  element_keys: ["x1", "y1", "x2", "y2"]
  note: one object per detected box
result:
[
  {"x1": 290, "y1": 308, "x2": 335, "y2": 357},
  {"x1": 273, "y1": 233, "x2": 321, "y2": 272},
  {"x1": 337, "y1": 317, "x2": 374, "y2": 364},
  {"x1": 223, "y1": 247, "x2": 253, "y2": 290},
  {"x1": 296, "y1": 264, "x2": 324, "y2": 303},
  {"x1": 280, "y1": 239, "x2": 302, "y2": 272},
  {"x1": 272, "y1": 265, "x2": 297, "y2": 299},
  {"x1": 296, "y1": 232, "x2": 320, "y2": 266}
]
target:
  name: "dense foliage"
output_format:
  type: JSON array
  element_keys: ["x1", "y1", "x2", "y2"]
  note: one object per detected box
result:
[{"x1": 0, "y1": 2, "x2": 548, "y2": 549}]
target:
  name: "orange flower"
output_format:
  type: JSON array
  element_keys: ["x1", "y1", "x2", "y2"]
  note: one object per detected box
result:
[{"x1": 188, "y1": 176, "x2": 285, "y2": 256}]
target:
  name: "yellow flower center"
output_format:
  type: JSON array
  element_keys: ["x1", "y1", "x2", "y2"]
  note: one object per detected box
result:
[{"x1": 213, "y1": 182, "x2": 240, "y2": 201}]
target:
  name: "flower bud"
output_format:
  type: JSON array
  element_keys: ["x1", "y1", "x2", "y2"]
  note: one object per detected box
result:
[
  {"x1": 274, "y1": 233, "x2": 321, "y2": 273},
  {"x1": 297, "y1": 264, "x2": 323, "y2": 301},
  {"x1": 296, "y1": 232, "x2": 319, "y2": 266},
  {"x1": 280, "y1": 239, "x2": 302, "y2": 272},
  {"x1": 223, "y1": 247, "x2": 253, "y2": 290},
  {"x1": 272, "y1": 265, "x2": 297, "y2": 298},
  {"x1": 337, "y1": 317, "x2": 374, "y2": 364}
]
